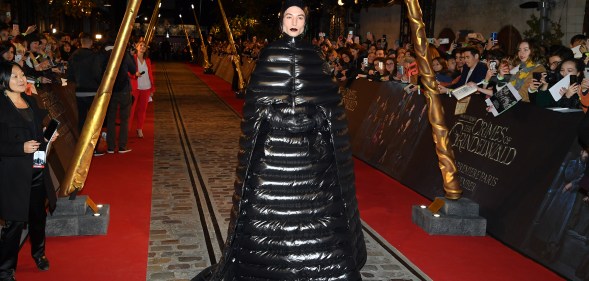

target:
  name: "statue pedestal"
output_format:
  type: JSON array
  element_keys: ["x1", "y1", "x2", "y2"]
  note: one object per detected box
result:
[
  {"x1": 46, "y1": 195, "x2": 110, "y2": 236},
  {"x1": 204, "y1": 67, "x2": 214, "y2": 74},
  {"x1": 412, "y1": 197, "x2": 486, "y2": 236}
]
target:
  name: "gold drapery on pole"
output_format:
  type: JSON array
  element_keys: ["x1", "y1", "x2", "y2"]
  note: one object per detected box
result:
[
  {"x1": 403, "y1": 0, "x2": 462, "y2": 200},
  {"x1": 144, "y1": 0, "x2": 162, "y2": 44},
  {"x1": 216, "y1": 0, "x2": 245, "y2": 91},
  {"x1": 59, "y1": 0, "x2": 143, "y2": 197},
  {"x1": 191, "y1": 4, "x2": 212, "y2": 69},
  {"x1": 179, "y1": 14, "x2": 196, "y2": 61}
]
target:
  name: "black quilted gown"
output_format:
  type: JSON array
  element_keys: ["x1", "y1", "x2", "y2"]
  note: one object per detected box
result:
[{"x1": 200, "y1": 35, "x2": 367, "y2": 281}]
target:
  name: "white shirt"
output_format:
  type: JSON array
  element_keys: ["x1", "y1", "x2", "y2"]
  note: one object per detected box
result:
[{"x1": 137, "y1": 58, "x2": 151, "y2": 90}]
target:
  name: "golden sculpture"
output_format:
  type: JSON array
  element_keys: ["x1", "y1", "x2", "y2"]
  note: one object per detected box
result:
[
  {"x1": 404, "y1": 0, "x2": 462, "y2": 200},
  {"x1": 179, "y1": 14, "x2": 196, "y2": 62},
  {"x1": 216, "y1": 0, "x2": 246, "y2": 92},
  {"x1": 191, "y1": 4, "x2": 213, "y2": 70},
  {"x1": 144, "y1": 0, "x2": 162, "y2": 45},
  {"x1": 60, "y1": 0, "x2": 143, "y2": 196}
]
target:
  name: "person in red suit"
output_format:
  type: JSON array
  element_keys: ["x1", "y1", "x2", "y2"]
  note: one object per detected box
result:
[{"x1": 129, "y1": 40, "x2": 155, "y2": 138}]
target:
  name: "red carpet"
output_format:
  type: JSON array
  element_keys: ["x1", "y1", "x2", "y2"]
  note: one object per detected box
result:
[
  {"x1": 17, "y1": 105, "x2": 154, "y2": 280},
  {"x1": 187, "y1": 63, "x2": 564, "y2": 281}
]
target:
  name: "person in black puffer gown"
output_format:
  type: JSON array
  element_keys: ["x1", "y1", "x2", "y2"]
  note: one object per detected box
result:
[{"x1": 192, "y1": 1, "x2": 367, "y2": 280}]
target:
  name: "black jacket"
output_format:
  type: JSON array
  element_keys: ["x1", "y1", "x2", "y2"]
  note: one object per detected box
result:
[
  {"x1": 105, "y1": 47, "x2": 137, "y2": 93},
  {"x1": 67, "y1": 48, "x2": 106, "y2": 92},
  {"x1": 0, "y1": 94, "x2": 56, "y2": 222},
  {"x1": 204, "y1": 35, "x2": 367, "y2": 280}
]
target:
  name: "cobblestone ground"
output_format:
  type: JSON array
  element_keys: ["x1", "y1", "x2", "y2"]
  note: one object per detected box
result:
[{"x1": 147, "y1": 62, "x2": 430, "y2": 281}]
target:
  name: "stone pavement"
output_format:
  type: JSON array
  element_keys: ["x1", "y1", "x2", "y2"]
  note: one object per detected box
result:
[{"x1": 147, "y1": 62, "x2": 430, "y2": 281}]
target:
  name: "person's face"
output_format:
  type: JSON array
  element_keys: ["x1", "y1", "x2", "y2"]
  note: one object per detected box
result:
[
  {"x1": 252, "y1": 36, "x2": 257, "y2": 42},
  {"x1": 369, "y1": 45, "x2": 376, "y2": 53},
  {"x1": 350, "y1": 48, "x2": 358, "y2": 57},
  {"x1": 385, "y1": 59, "x2": 395, "y2": 72},
  {"x1": 282, "y1": 6, "x2": 305, "y2": 37},
  {"x1": 455, "y1": 53, "x2": 464, "y2": 68},
  {"x1": 321, "y1": 45, "x2": 328, "y2": 52},
  {"x1": 560, "y1": 61, "x2": 579, "y2": 77},
  {"x1": 431, "y1": 59, "x2": 442, "y2": 72},
  {"x1": 341, "y1": 53, "x2": 351, "y2": 63},
  {"x1": 518, "y1": 42, "x2": 531, "y2": 63},
  {"x1": 29, "y1": 41, "x2": 40, "y2": 52},
  {"x1": 548, "y1": 55, "x2": 562, "y2": 71},
  {"x1": 136, "y1": 42, "x2": 147, "y2": 54},
  {"x1": 2, "y1": 47, "x2": 14, "y2": 62},
  {"x1": 328, "y1": 52, "x2": 337, "y2": 62},
  {"x1": 447, "y1": 58, "x2": 456, "y2": 71},
  {"x1": 7, "y1": 65, "x2": 27, "y2": 94},
  {"x1": 367, "y1": 53, "x2": 375, "y2": 63},
  {"x1": 375, "y1": 49, "x2": 385, "y2": 58},
  {"x1": 63, "y1": 44, "x2": 71, "y2": 52},
  {"x1": 0, "y1": 30, "x2": 8, "y2": 41},
  {"x1": 39, "y1": 39, "x2": 47, "y2": 49},
  {"x1": 582, "y1": 150, "x2": 589, "y2": 162},
  {"x1": 463, "y1": 51, "x2": 479, "y2": 68}
]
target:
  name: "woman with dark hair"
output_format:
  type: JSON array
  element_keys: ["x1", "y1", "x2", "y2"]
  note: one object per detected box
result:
[
  {"x1": 509, "y1": 39, "x2": 546, "y2": 101},
  {"x1": 432, "y1": 56, "x2": 453, "y2": 86},
  {"x1": 0, "y1": 42, "x2": 15, "y2": 62},
  {"x1": 58, "y1": 41, "x2": 73, "y2": 62},
  {"x1": 529, "y1": 58, "x2": 588, "y2": 109},
  {"x1": 192, "y1": 0, "x2": 366, "y2": 280},
  {"x1": 0, "y1": 62, "x2": 57, "y2": 280}
]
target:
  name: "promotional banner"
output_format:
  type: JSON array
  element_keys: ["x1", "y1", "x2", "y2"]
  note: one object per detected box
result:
[{"x1": 343, "y1": 80, "x2": 588, "y2": 280}]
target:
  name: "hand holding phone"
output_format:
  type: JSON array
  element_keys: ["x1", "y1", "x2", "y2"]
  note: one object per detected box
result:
[
  {"x1": 570, "y1": 75, "x2": 578, "y2": 85},
  {"x1": 532, "y1": 72, "x2": 542, "y2": 81}
]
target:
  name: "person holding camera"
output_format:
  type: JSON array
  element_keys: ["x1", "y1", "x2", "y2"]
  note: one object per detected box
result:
[
  {"x1": 0, "y1": 61, "x2": 58, "y2": 281},
  {"x1": 529, "y1": 58, "x2": 588, "y2": 109}
]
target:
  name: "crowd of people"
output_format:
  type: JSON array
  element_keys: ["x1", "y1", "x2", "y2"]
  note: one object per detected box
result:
[
  {"x1": 0, "y1": 22, "x2": 155, "y2": 281},
  {"x1": 311, "y1": 30, "x2": 589, "y2": 111}
]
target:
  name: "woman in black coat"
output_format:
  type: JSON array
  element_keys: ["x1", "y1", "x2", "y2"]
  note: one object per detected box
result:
[
  {"x1": 0, "y1": 61, "x2": 57, "y2": 281},
  {"x1": 193, "y1": 1, "x2": 366, "y2": 280}
]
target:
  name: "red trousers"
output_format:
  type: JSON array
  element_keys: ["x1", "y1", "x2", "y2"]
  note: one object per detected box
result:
[{"x1": 131, "y1": 89, "x2": 151, "y2": 130}]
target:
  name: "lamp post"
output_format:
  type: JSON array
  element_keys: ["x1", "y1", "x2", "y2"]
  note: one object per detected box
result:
[
  {"x1": 191, "y1": 3, "x2": 213, "y2": 72},
  {"x1": 179, "y1": 13, "x2": 196, "y2": 62}
]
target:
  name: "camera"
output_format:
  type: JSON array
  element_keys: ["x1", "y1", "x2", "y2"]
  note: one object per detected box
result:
[{"x1": 545, "y1": 71, "x2": 558, "y2": 85}]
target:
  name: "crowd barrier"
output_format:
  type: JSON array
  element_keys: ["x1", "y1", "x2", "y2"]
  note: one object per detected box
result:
[
  {"x1": 35, "y1": 82, "x2": 79, "y2": 195},
  {"x1": 211, "y1": 54, "x2": 589, "y2": 280}
]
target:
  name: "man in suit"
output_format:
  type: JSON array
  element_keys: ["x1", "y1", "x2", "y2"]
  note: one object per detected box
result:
[{"x1": 439, "y1": 46, "x2": 487, "y2": 93}]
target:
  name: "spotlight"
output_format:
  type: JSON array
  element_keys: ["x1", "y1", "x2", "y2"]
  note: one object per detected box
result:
[
  {"x1": 97, "y1": 204, "x2": 104, "y2": 208},
  {"x1": 93, "y1": 213, "x2": 101, "y2": 217},
  {"x1": 95, "y1": 34, "x2": 103, "y2": 40},
  {"x1": 433, "y1": 214, "x2": 441, "y2": 218},
  {"x1": 420, "y1": 205, "x2": 427, "y2": 209},
  {"x1": 52, "y1": 28, "x2": 57, "y2": 34}
]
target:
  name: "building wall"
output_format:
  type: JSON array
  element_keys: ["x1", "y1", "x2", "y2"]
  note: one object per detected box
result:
[
  {"x1": 358, "y1": 5, "x2": 402, "y2": 45},
  {"x1": 359, "y1": 0, "x2": 586, "y2": 50}
]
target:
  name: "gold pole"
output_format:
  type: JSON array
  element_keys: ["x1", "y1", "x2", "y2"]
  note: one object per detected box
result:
[
  {"x1": 59, "y1": 0, "x2": 143, "y2": 196},
  {"x1": 404, "y1": 0, "x2": 462, "y2": 200},
  {"x1": 179, "y1": 14, "x2": 196, "y2": 61},
  {"x1": 144, "y1": 0, "x2": 162, "y2": 44},
  {"x1": 190, "y1": 3, "x2": 212, "y2": 70},
  {"x1": 216, "y1": 0, "x2": 245, "y2": 91}
]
